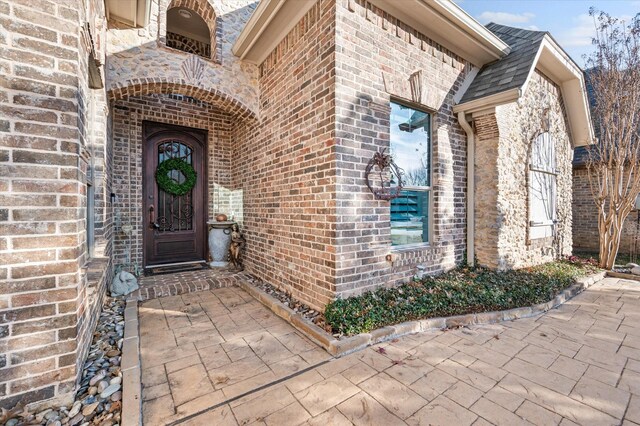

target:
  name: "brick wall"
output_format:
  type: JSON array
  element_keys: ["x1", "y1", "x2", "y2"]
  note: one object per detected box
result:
[
  {"x1": 0, "y1": 0, "x2": 111, "y2": 410},
  {"x1": 332, "y1": 0, "x2": 472, "y2": 298},
  {"x1": 231, "y1": 0, "x2": 337, "y2": 310},
  {"x1": 473, "y1": 113, "x2": 500, "y2": 265},
  {"x1": 573, "y1": 167, "x2": 640, "y2": 254},
  {"x1": 111, "y1": 94, "x2": 238, "y2": 268}
]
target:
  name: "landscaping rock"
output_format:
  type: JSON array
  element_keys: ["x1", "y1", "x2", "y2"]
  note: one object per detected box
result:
[
  {"x1": 100, "y1": 383, "x2": 121, "y2": 399},
  {"x1": 82, "y1": 401, "x2": 99, "y2": 416},
  {"x1": 252, "y1": 277, "x2": 329, "y2": 331},
  {"x1": 68, "y1": 401, "x2": 82, "y2": 418},
  {"x1": 2, "y1": 299, "x2": 125, "y2": 426},
  {"x1": 631, "y1": 265, "x2": 640, "y2": 275}
]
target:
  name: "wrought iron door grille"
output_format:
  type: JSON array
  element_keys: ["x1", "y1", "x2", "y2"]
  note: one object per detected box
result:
[{"x1": 156, "y1": 141, "x2": 194, "y2": 232}]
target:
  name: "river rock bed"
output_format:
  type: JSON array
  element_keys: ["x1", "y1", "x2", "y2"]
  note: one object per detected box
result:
[
  {"x1": 251, "y1": 278, "x2": 331, "y2": 333},
  {"x1": 3, "y1": 299, "x2": 125, "y2": 426}
]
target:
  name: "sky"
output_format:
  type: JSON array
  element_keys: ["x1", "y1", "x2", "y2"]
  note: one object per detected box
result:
[{"x1": 457, "y1": 0, "x2": 639, "y2": 66}]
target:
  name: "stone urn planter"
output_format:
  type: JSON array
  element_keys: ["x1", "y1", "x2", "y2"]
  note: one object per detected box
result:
[{"x1": 207, "y1": 220, "x2": 235, "y2": 267}]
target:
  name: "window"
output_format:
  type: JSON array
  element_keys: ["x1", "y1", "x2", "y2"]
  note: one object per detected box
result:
[
  {"x1": 390, "y1": 101, "x2": 431, "y2": 246},
  {"x1": 529, "y1": 132, "x2": 557, "y2": 239},
  {"x1": 166, "y1": 7, "x2": 211, "y2": 59}
]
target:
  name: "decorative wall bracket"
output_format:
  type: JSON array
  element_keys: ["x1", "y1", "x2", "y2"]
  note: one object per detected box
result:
[{"x1": 365, "y1": 149, "x2": 404, "y2": 200}]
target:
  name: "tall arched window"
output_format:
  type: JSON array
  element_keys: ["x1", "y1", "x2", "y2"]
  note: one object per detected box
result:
[
  {"x1": 166, "y1": 7, "x2": 211, "y2": 58},
  {"x1": 529, "y1": 132, "x2": 557, "y2": 239}
]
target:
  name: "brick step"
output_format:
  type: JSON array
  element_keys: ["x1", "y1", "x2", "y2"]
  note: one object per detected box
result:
[{"x1": 128, "y1": 269, "x2": 250, "y2": 301}]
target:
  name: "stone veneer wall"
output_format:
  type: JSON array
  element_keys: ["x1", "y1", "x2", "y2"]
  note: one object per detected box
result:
[
  {"x1": 231, "y1": 0, "x2": 337, "y2": 310},
  {"x1": 0, "y1": 0, "x2": 112, "y2": 410},
  {"x1": 106, "y1": 0, "x2": 259, "y2": 116},
  {"x1": 573, "y1": 167, "x2": 640, "y2": 254},
  {"x1": 331, "y1": 0, "x2": 473, "y2": 298},
  {"x1": 474, "y1": 71, "x2": 573, "y2": 269},
  {"x1": 111, "y1": 94, "x2": 239, "y2": 268}
]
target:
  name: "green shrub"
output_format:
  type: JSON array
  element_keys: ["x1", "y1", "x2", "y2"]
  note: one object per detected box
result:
[{"x1": 324, "y1": 260, "x2": 600, "y2": 336}]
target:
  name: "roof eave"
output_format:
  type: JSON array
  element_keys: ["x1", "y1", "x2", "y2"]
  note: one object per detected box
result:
[
  {"x1": 368, "y1": 0, "x2": 510, "y2": 66},
  {"x1": 535, "y1": 36, "x2": 595, "y2": 147},
  {"x1": 232, "y1": 0, "x2": 316, "y2": 64},
  {"x1": 455, "y1": 35, "x2": 595, "y2": 148},
  {"x1": 453, "y1": 88, "x2": 521, "y2": 115},
  {"x1": 233, "y1": 0, "x2": 510, "y2": 67}
]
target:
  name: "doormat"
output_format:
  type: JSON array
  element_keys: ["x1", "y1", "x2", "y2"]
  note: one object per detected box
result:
[{"x1": 144, "y1": 262, "x2": 208, "y2": 276}]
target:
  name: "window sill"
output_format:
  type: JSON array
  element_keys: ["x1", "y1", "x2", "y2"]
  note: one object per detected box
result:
[
  {"x1": 527, "y1": 236, "x2": 554, "y2": 248},
  {"x1": 157, "y1": 42, "x2": 221, "y2": 64},
  {"x1": 83, "y1": 256, "x2": 109, "y2": 287},
  {"x1": 391, "y1": 242, "x2": 432, "y2": 254}
]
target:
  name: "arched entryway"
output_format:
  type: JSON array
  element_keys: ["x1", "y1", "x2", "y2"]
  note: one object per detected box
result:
[{"x1": 107, "y1": 81, "x2": 256, "y2": 271}]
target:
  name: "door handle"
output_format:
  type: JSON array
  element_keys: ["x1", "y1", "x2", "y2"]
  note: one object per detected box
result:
[{"x1": 149, "y1": 206, "x2": 160, "y2": 229}]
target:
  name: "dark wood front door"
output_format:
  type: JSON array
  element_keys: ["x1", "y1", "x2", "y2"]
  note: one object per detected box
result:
[{"x1": 143, "y1": 121, "x2": 207, "y2": 267}]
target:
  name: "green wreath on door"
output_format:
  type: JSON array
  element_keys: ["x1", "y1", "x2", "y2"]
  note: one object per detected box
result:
[{"x1": 155, "y1": 158, "x2": 197, "y2": 196}]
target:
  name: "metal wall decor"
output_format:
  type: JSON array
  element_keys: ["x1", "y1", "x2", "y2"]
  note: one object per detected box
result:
[{"x1": 365, "y1": 149, "x2": 405, "y2": 200}]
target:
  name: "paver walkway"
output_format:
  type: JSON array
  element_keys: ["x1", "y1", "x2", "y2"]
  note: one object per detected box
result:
[{"x1": 139, "y1": 277, "x2": 640, "y2": 425}]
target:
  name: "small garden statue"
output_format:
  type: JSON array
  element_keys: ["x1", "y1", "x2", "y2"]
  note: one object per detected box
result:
[
  {"x1": 229, "y1": 223, "x2": 246, "y2": 271},
  {"x1": 110, "y1": 270, "x2": 139, "y2": 296}
]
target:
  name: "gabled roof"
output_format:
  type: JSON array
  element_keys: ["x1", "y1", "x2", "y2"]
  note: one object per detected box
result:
[
  {"x1": 460, "y1": 24, "x2": 546, "y2": 104},
  {"x1": 454, "y1": 23, "x2": 595, "y2": 147},
  {"x1": 232, "y1": 1, "x2": 594, "y2": 147}
]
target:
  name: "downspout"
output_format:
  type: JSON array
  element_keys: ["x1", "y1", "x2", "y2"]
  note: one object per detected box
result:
[{"x1": 457, "y1": 112, "x2": 475, "y2": 267}]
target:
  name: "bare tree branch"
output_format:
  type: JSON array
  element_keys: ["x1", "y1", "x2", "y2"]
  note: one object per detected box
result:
[{"x1": 586, "y1": 10, "x2": 640, "y2": 269}]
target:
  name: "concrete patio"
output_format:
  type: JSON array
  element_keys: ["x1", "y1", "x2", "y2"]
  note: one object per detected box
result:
[{"x1": 138, "y1": 277, "x2": 640, "y2": 425}]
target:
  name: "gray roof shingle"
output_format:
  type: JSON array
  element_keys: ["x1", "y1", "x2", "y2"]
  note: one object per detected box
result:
[{"x1": 460, "y1": 23, "x2": 547, "y2": 104}]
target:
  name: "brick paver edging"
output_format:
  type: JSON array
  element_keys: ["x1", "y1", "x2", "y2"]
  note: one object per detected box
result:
[
  {"x1": 121, "y1": 299, "x2": 142, "y2": 426},
  {"x1": 238, "y1": 271, "x2": 606, "y2": 357}
]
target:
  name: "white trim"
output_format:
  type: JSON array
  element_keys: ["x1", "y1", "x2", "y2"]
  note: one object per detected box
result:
[
  {"x1": 458, "y1": 112, "x2": 475, "y2": 267},
  {"x1": 233, "y1": 0, "x2": 510, "y2": 66},
  {"x1": 453, "y1": 88, "x2": 521, "y2": 114},
  {"x1": 105, "y1": 0, "x2": 151, "y2": 28},
  {"x1": 536, "y1": 36, "x2": 594, "y2": 147},
  {"x1": 429, "y1": 0, "x2": 511, "y2": 55},
  {"x1": 368, "y1": 0, "x2": 509, "y2": 65},
  {"x1": 390, "y1": 242, "x2": 431, "y2": 253},
  {"x1": 530, "y1": 220, "x2": 555, "y2": 227},
  {"x1": 232, "y1": 0, "x2": 316, "y2": 64},
  {"x1": 232, "y1": 0, "x2": 285, "y2": 59},
  {"x1": 144, "y1": 260, "x2": 206, "y2": 269},
  {"x1": 454, "y1": 35, "x2": 595, "y2": 147},
  {"x1": 453, "y1": 66, "x2": 480, "y2": 105}
]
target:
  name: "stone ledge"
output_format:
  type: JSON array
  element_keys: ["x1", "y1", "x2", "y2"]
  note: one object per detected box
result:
[
  {"x1": 606, "y1": 270, "x2": 640, "y2": 282},
  {"x1": 121, "y1": 299, "x2": 142, "y2": 426},
  {"x1": 239, "y1": 271, "x2": 606, "y2": 358}
]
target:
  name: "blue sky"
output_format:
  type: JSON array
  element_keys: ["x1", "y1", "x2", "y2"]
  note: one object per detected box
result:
[{"x1": 457, "y1": 1, "x2": 639, "y2": 66}]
